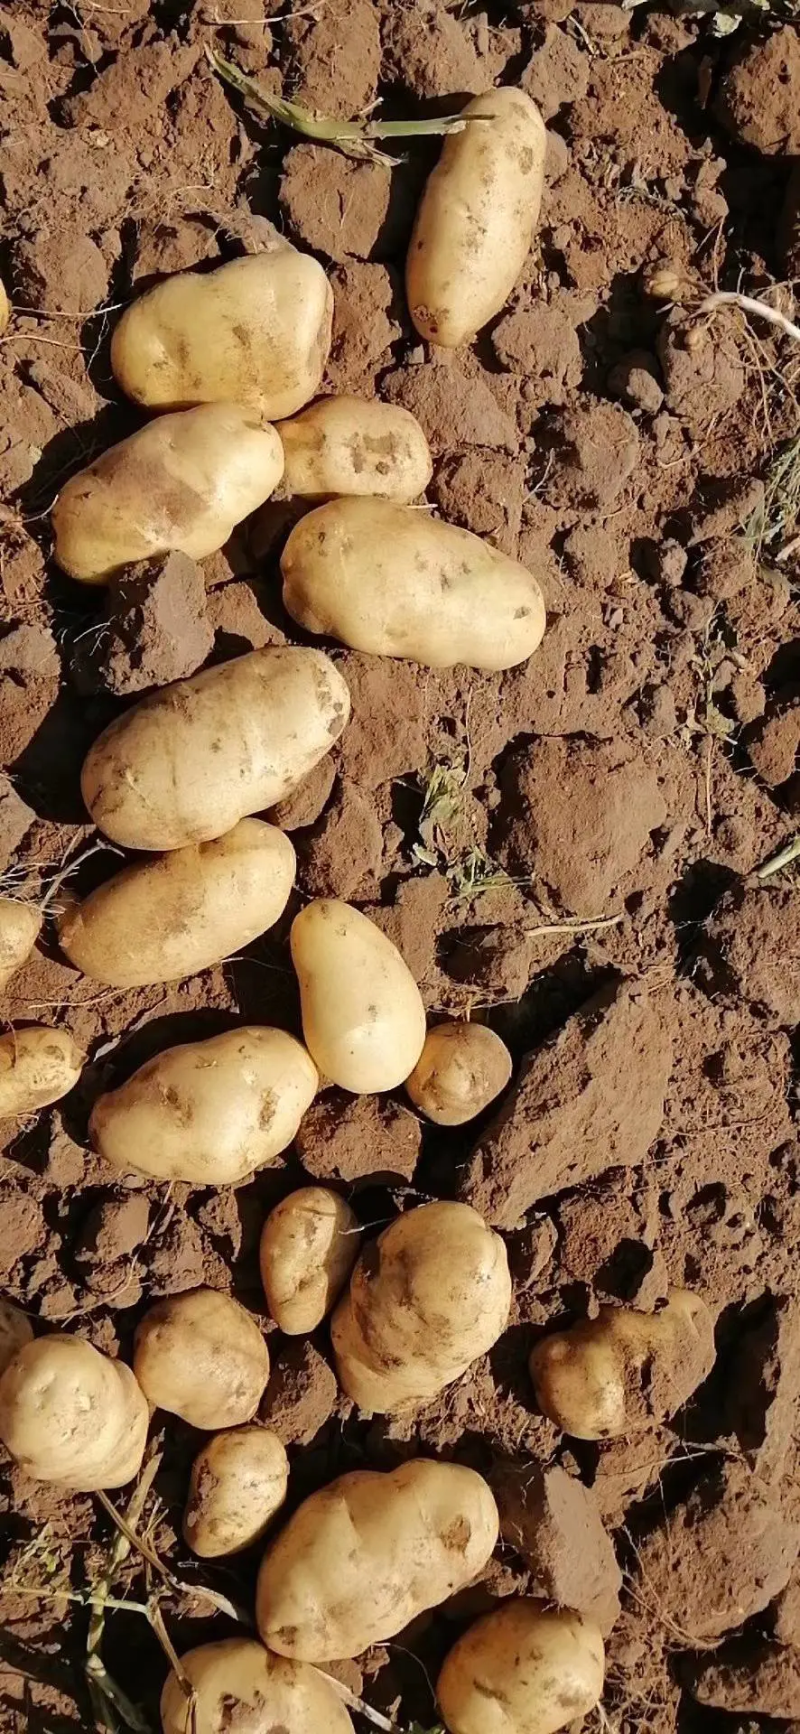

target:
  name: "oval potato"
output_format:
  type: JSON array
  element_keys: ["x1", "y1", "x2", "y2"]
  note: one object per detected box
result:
[
  {"x1": 290, "y1": 899, "x2": 426, "y2": 1092},
  {"x1": 0, "y1": 901, "x2": 42, "y2": 992},
  {"x1": 437, "y1": 1600, "x2": 605, "y2": 1734},
  {"x1": 278, "y1": 396, "x2": 433, "y2": 503},
  {"x1": 281, "y1": 498, "x2": 546, "y2": 671},
  {"x1": 161, "y1": 1640, "x2": 354, "y2": 1734},
  {"x1": 405, "y1": 1023, "x2": 512, "y2": 1126},
  {"x1": 0, "y1": 1298, "x2": 33, "y2": 1376},
  {"x1": 0, "y1": 278, "x2": 9, "y2": 339},
  {"x1": 183, "y1": 1427, "x2": 289, "y2": 1558},
  {"x1": 134, "y1": 1288, "x2": 269, "y2": 1430},
  {"x1": 260, "y1": 1187, "x2": 360, "y2": 1334},
  {"x1": 0, "y1": 1026, "x2": 84, "y2": 1116},
  {"x1": 0, "y1": 1334, "x2": 149, "y2": 1490}
]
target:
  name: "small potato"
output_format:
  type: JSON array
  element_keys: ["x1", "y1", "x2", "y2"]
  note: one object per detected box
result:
[
  {"x1": 332, "y1": 1201, "x2": 511, "y2": 1412},
  {"x1": 257, "y1": 1458, "x2": 499, "y2": 1661},
  {"x1": 407, "y1": 88, "x2": 547, "y2": 348},
  {"x1": 0, "y1": 1026, "x2": 84, "y2": 1117},
  {"x1": 0, "y1": 1334, "x2": 149, "y2": 1490},
  {"x1": 260, "y1": 1187, "x2": 360, "y2": 1334},
  {"x1": 57, "y1": 819, "x2": 295, "y2": 988},
  {"x1": 51, "y1": 403, "x2": 284, "y2": 586},
  {"x1": 0, "y1": 1299, "x2": 33, "y2": 1376},
  {"x1": 134, "y1": 1288, "x2": 269, "y2": 1430},
  {"x1": 0, "y1": 277, "x2": 9, "y2": 338},
  {"x1": 81, "y1": 647, "x2": 350, "y2": 851},
  {"x1": 282, "y1": 498, "x2": 546, "y2": 671},
  {"x1": 161, "y1": 1639, "x2": 354, "y2": 1734},
  {"x1": 437, "y1": 1599, "x2": 605, "y2": 1734},
  {"x1": 278, "y1": 396, "x2": 433, "y2": 503},
  {"x1": 290, "y1": 899, "x2": 426, "y2": 1092},
  {"x1": 183, "y1": 1427, "x2": 289, "y2": 1557},
  {"x1": 91, "y1": 1028, "x2": 318, "y2": 1186},
  {"x1": 0, "y1": 901, "x2": 42, "y2": 992},
  {"x1": 405, "y1": 1023, "x2": 512, "y2": 1126}
]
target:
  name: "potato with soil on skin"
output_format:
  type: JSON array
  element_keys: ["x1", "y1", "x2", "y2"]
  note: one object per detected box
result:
[
  {"x1": 81, "y1": 646, "x2": 350, "y2": 853},
  {"x1": 160, "y1": 1638, "x2": 354, "y2": 1734},
  {"x1": 437, "y1": 1599, "x2": 605, "y2": 1734},
  {"x1": 407, "y1": 87, "x2": 547, "y2": 348},
  {"x1": 259, "y1": 1186, "x2": 360, "y2": 1334},
  {"x1": 134, "y1": 1288, "x2": 269, "y2": 1430},
  {"x1": 404, "y1": 1022, "x2": 513, "y2": 1126},
  {"x1": 256, "y1": 1457, "x2": 499, "y2": 1661},
  {"x1": 51, "y1": 402, "x2": 284, "y2": 586},
  {"x1": 0, "y1": 1026, "x2": 84, "y2": 1116},
  {"x1": 57, "y1": 818, "x2": 295, "y2": 989},
  {"x1": 332, "y1": 1200, "x2": 512, "y2": 1412},
  {"x1": 278, "y1": 395, "x2": 433, "y2": 503},
  {"x1": 0, "y1": 901, "x2": 42, "y2": 992},
  {"x1": 0, "y1": 1333, "x2": 149, "y2": 1490},
  {"x1": 290, "y1": 898, "x2": 426, "y2": 1092},
  {"x1": 281, "y1": 497, "x2": 546, "y2": 671},
  {"x1": 183, "y1": 1426, "x2": 289, "y2": 1558},
  {"x1": 0, "y1": 1299, "x2": 33, "y2": 1376}
]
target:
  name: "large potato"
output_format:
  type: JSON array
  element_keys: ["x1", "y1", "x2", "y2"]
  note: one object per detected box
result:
[
  {"x1": 282, "y1": 498, "x2": 546, "y2": 671},
  {"x1": 0, "y1": 1026, "x2": 83, "y2": 1116},
  {"x1": 437, "y1": 1600, "x2": 605, "y2": 1734},
  {"x1": 57, "y1": 819, "x2": 295, "y2": 988},
  {"x1": 331, "y1": 1201, "x2": 511, "y2": 1412},
  {"x1": 51, "y1": 403, "x2": 284, "y2": 586},
  {"x1": 0, "y1": 901, "x2": 42, "y2": 992},
  {"x1": 134, "y1": 1288, "x2": 269, "y2": 1430},
  {"x1": 161, "y1": 1640, "x2": 353, "y2": 1734},
  {"x1": 260, "y1": 1186, "x2": 360, "y2": 1333},
  {"x1": 0, "y1": 1299, "x2": 33, "y2": 1376},
  {"x1": 405, "y1": 1022, "x2": 512, "y2": 1126},
  {"x1": 0, "y1": 1334, "x2": 149, "y2": 1490},
  {"x1": 290, "y1": 899, "x2": 426, "y2": 1092},
  {"x1": 407, "y1": 88, "x2": 547, "y2": 347},
  {"x1": 278, "y1": 396, "x2": 433, "y2": 503},
  {"x1": 81, "y1": 647, "x2": 350, "y2": 852},
  {"x1": 112, "y1": 250, "x2": 333, "y2": 420},
  {"x1": 183, "y1": 1427, "x2": 289, "y2": 1558},
  {"x1": 257, "y1": 1458, "x2": 499, "y2": 1661}
]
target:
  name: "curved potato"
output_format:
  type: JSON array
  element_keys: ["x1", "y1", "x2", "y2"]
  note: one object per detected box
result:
[
  {"x1": 437, "y1": 1600, "x2": 605, "y2": 1734},
  {"x1": 0, "y1": 1027, "x2": 83, "y2": 1116},
  {"x1": 81, "y1": 647, "x2": 351, "y2": 851},
  {"x1": 407, "y1": 88, "x2": 547, "y2": 347},
  {"x1": 0, "y1": 1334, "x2": 149, "y2": 1490},
  {"x1": 161, "y1": 1640, "x2": 354, "y2": 1734},
  {"x1": 260, "y1": 1187, "x2": 360, "y2": 1333},
  {"x1": 290, "y1": 899, "x2": 426, "y2": 1092},
  {"x1": 52, "y1": 403, "x2": 284, "y2": 586},
  {"x1": 0, "y1": 1298, "x2": 33, "y2": 1377},
  {"x1": 0, "y1": 901, "x2": 42, "y2": 992},
  {"x1": 183, "y1": 1427, "x2": 289, "y2": 1558},
  {"x1": 278, "y1": 396, "x2": 433, "y2": 503},
  {"x1": 405, "y1": 1023, "x2": 512, "y2": 1126},
  {"x1": 134, "y1": 1288, "x2": 269, "y2": 1430},
  {"x1": 0, "y1": 278, "x2": 9, "y2": 339},
  {"x1": 281, "y1": 498, "x2": 546, "y2": 671},
  {"x1": 57, "y1": 819, "x2": 295, "y2": 989}
]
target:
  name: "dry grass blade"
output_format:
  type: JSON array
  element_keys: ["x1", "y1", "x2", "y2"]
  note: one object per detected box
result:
[
  {"x1": 746, "y1": 431, "x2": 800, "y2": 562},
  {"x1": 87, "y1": 1450, "x2": 162, "y2": 1734}
]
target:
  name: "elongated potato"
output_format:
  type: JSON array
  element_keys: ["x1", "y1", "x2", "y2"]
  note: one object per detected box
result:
[
  {"x1": 437, "y1": 1600, "x2": 605, "y2": 1734},
  {"x1": 0, "y1": 278, "x2": 9, "y2": 339},
  {"x1": 278, "y1": 396, "x2": 433, "y2": 503},
  {"x1": 0, "y1": 1334, "x2": 149, "y2": 1490},
  {"x1": 134, "y1": 1288, "x2": 269, "y2": 1430},
  {"x1": 0, "y1": 901, "x2": 42, "y2": 992},
  {"x1": 161, "y1": 1640, "x2": 354, "y2": 1734},
  {"x1": 81, "y1": 647, "x2": 350, "y2": 852},
  {"x1": 282, "y1": 498, "x2": 546, "y2": 671},
  {"x1": 291, "y1": 899, "x2": 426, "y2": 1092},
  {"x1": 57, "y1": 819, "x2": 295, "y2": 988},
  {"x1": 405, "y1": 1023, "x2": 512, "y2": 1125},
  {"x1": 183, "y1": 1427, "x2": 289, "y2": 1557},
  {"x1": 407, "y1": 88, "x2": 547, "y2": 348},
  {"x1": 0, "y1": 1299, "x2": 33, "y2": 1376},
  {"x1": 260, "y1": 1187, "x2": 360, "y2": 1333},
  {"x1": 257, "y1": 1458, "x2": 499, "y2": 1661},
  {"x1": 0, "y1": 1027, "x2": 83, "y2": 1116},
  {"x1": 52, "y1": 403, "x2": 284, "y2": 586}
]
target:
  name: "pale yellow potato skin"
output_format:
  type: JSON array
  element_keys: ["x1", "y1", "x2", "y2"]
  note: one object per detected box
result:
[
  {"x1": 0, "y1": 1026, "x2": 83, "y2": 1116},
  {"x1": 260, "y1": 1186, "x2": 360, "y2": 1333},
  {"x1": 81, "y1": 647, "x2": 351, "y2": 851},
  {"x1": 134, "y1": 1288, "x2": 269, "y2": 1430},
  {"x1": 90, "y1": 1028, "x2": 318, "y2": 1185},
  {"x1": 407, "y1": 88, "x2": 547, "y2": 347},
  {"x1": 0, "y1": 1299, "x2": 33, "y2": 1377},
  {"x1": 112, "y1": 251, "x2": 333, "y2": 419},
  {"x1": 437, "y1": 1600, "x2": 605, "y2": 1734},
  {"x1": 257, "y1": 1458, "x2": 499, "y2": 1661},
  {"x1": 290, "y1": 898, "x2": 426, "y2": 1092},
  {"x1": 161, "y1": 1639, "x2": 354, "y2": 1734},
  {"x1": 332, "y1": 1201, "x2": 512, "y2": 1412},
  {"x1": 0, "y1": 278, "x2": 9, "y2": 339},
  {"x1": 51, "y1": 403, "x2": 284, "y2": 585},
  {"x1": 57, "y1": 819, "x2": 295, "y2": 989},
  {"x1": 278, "y1": 396, "x2": 433, "y2": 502},
  {"x1": 405, "y1": 1023, "x2": 512, "y2": 1126},
  {"x1": 0, "y1": 901, "x2": 42, "y2": 992},
  {"x1": 183, "y1": 1427, "x2": 289, "y2": 1558},
  {"x1": 281, "y1": 498, "x2": 546, "y2": 671},
  {"x1": 0, "y1": 1335, "x2": 149, "y2": 1490}
]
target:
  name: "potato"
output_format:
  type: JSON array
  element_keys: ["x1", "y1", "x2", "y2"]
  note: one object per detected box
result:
[
  {"x1": 51, "y1": 403, "x2": 284, "y2": 586},
  {"x1": 0, "y1": 277, "x2": 9, "y2": 339},
  {"x1": 282, "y1": 498, "x2": 546, "y2": 671},
  {"x1": 257, "y1": 1458, "x2": 499, "y2": 1661},
  {"x1": 0, "y1": 1334, "x2": 149, "y2": 1490},
  {"x1": 0, "y1": 1298, "x2": 33, "y2": 1376},
  {"x1": 437, "y1": 1599, "x2": 605, "y2": 1734},
  {"x1": 57, "y1": 819, "x2": 295, "y2": 988},
  {"x1": 112, "y1": 250, "x2": 333, "y2": 420},
  {"x1": 529, "y1": 1289, "x2": 716, "y2": 1441},
  {"x1": 290, "y1": 899, "x2": 426, "y2": 1092},
  {"x1": 278, "y1": 396, "x2": 433, "y2": 503},
  {"x1": 406, "y1": 88, "x2": 547, "y2": 348},
  {"x1": 91, "y1": 1028, "x2": 318, "y2": 1186},
  {"x1": 331, "y1": 1201, "x2": 511, "y2": 1412},
  {"x1": 405, "y1": 1023, "x2": 512, "y2": 1126},
  {"x1": 161, "y1": 1639, "x2": 354, "y2": 1734},
  {"x1": 183, "y1": 1426, "x2": 289, "y2": 1558},
  {"x1": 260, "y1": 1187, "x2": 360, "y2": 1334},
  {"x1": 0, "y1": 901, "x2": 42, "y2": 992},
  {"x1": 0, "y1": 1026, "x2": 84, "y2": 1116},
  {"x1": 134, "y1": 1288, "x2": 269, "y2": 1430},
  {"x1": 81, "y1": 647, "x2": 350, "y2": 852}
]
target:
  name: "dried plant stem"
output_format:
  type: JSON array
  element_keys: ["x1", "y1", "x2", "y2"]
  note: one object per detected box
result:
[
  {"x1": 87, "y1": 1452, "x2": 162, "y2": 1733},
  {"x1": 756, "y1": 835, "x2": 800, "y2": 879},
  {"x1": 522, "y1": 913, "x2": 623, "y2": 938},
  {"x1": 316, "y1": 1671, "x2": 398, "y2": 1732},
  {"x1": 698, "y1": 290, "x2": 800, "y2": 346}
]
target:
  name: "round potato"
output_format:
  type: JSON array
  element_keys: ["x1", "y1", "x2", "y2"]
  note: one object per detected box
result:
[
  {"x1": 0, "y1": 901, "x2": 42, "y2": 992},
  {"x1": 405, "y1": 1023, "x2": 512, "y2": 1126},
  {"x1": 332, "y1": 1201, "x2": 512, "y2": 1412},
  {"x1": 183, "y1": 1426, "x2": 289, "y2": 1558},
  {"x1": 51, "y1": 403, "x2": 284, "y2": 586},
  {"x1": 57, "y1": 819, "x2": 295, "y2": 988},
  {"x1": 0, "y1": 1299, "x2": 33, "y2": 1376},
  {"x1": 134, "y1": 1288, "x2": 269, "y2": 1430},
  {"x1": 0, "y1": 1026, "x2": 83, "y2": 1117},
  {"x1": 407, "y1": 88, "x2": 547, "y2": 348},
  {"x1": 161, "y1": 1639, "x2": 354, "y2": 1734},
  {"x1": 290, "y1": 899, "x2": 426, "y2": 1092},
  {"x1": 81, "y1": 647, "x2": 350, "y2": 852},
  {"x1": 260, "y1": 1187, "x2": 360, "y2": 1334},
  {"x1": 257, "y1": 1458, "x2": 499, "y2": 1661},
  {"x1": 278, "y1": 396, "x2": 433, "y2": 503},
  {"x1": 0, "y1": 1334, "x2": 149, "y2": 1490},
  {"x1": 282, "y1": 498, "x2": 546, "y2": 671},
  {"x1": 437, "y1": 1599, "x2": 605, "y2": 1734}
]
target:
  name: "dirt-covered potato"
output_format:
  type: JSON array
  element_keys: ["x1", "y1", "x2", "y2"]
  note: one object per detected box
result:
[
  {"x1": 529, "y1": 1290, "x2": 716, "y2": 1441},
  {"x1": 291, "y1": 899, "x2": 426, "y2": 1092},
  {"x1": 257, "y1": 1458, "x2": 499, "y2": 1661},
  {"x1": 134, "y1": 1288, "x2": 269, "y2": 1430},
  {"x1": 183, "y1": 1426, "x2": 289, "y2": 1558},
  {"x1": 81, "y1": 647, "x2": 350, "y2": 852},
  {"x1": 260, "y1": 1187, "x2": 360, "y2": 1334},
  {"x1": 0, "y1": 901, "x2": 41, "y2": 992},
  {"x1": 57, "y1": 819, "x2": 295, "y2": 988},
  {"x1": 0, "y1": 1334, "x2": 149, "y2": 1490},
  {"x1": 407, "y1": 88, "x2": 547, "y2": 348},
  {"x1": 161, "y1": 1639, "x2": 354, "y2": 1734},
  {"x1": 437, "y1": 1600, "x2": 605, "y2": 1734},
  {"x1": 332, "y1": 1201, "x2": 511, "y2": 1412},
  {"x1": 51, "y1": 403, "x2": 284, "y2": 586},
  {"x1": 282, "y1": 498, "x2": 546, "y2": 671},
  {"x1": 405, "y1": 1022, "x2": 512, "y2": 1126},
  {"x1": 278, "y1": 396, "x2": 433, "y2": 503},
  {"x1": 0, "y1": 1299, "x2": 33, "y2": 1376},
  {"x1": 0, "y1": 1026, "x2": 84, "y2": 1116}
]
